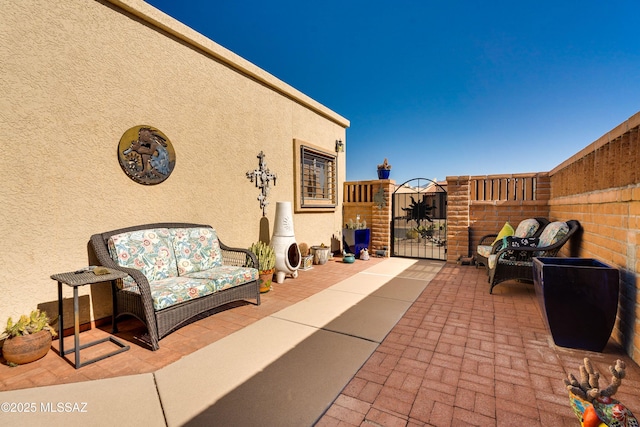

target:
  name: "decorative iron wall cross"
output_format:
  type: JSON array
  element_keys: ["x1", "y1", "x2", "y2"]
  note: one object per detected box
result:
[{"x1": 246, "y1": 151, "x2": 277, "y2": 216}]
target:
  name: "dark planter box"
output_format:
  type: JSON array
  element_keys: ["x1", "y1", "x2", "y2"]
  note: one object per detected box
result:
[{"x1": 532, "y1": 257, "x2": 619, "y2": 352}]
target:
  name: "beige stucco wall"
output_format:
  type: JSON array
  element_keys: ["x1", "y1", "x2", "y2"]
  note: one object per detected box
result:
[{"x1": 0, "y1": 0, "x2": 348, "y2": 325}]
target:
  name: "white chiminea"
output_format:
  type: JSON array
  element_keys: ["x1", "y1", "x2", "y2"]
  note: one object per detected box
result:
[{"x1": 270, "y1": 201, "x2": 301, "y2": 284}]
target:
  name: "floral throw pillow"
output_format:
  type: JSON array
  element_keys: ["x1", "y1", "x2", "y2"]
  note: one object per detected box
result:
[
  {"x1": 537, "y1": 222, "x2": 569, "y2": 247},
  {"x1": 514, "y1": 218, "x2": 540, "y2": 238},
  {"x1": 107, "y1": 228, "x2": 178, "y2": 284},
  {"x1": 171, "y1": 227, "x2": 223, "y2": 275}
]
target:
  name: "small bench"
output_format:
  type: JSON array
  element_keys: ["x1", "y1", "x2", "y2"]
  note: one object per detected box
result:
[{"x1": 90, "y1": 223, "x2": 260, "y2": 350}]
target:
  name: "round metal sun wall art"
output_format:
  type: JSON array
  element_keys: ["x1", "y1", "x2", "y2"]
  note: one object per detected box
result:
[{"x1": 118, "y1": 125, "x2": 176, "y2": 185}]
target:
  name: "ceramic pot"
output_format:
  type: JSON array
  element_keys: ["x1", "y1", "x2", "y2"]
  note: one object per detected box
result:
[
  {"x1": 2, "y1": 330, "x2": 52, "y2": 365},
  {"x1": 533, "y1": 257, "x2": 619, "y2": 352},
  {"x1": 311, "y1": 246, "x2": 331, "y2": 265},
  {"x1": 377, "y1": 169, "x2": 390, "y2": 179}
]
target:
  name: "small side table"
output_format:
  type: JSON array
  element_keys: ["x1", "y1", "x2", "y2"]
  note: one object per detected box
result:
[{"x1": 51, "y1": 268, "x2": 130, "y2": 369}]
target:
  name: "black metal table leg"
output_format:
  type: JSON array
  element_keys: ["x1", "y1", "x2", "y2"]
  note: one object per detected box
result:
[
  {"x1": 51, "y1": 269, "x2": 130, "y2": 369},
  {"x1": 57, "y1": 281, "x2": 64, "y2": 357}
]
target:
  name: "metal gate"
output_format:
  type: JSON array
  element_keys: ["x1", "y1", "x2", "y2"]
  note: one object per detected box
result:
[{"x1": 392, "y1": 178, "x2": 447, "y2": 260}]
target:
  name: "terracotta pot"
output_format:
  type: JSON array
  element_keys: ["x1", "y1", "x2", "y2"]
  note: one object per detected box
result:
[
  {"x1": 259, "y1": 269, "x2": 275, "y2": 293},
  {"x1": 2, "y1": 330, "x2": 52, "y2": 365}
]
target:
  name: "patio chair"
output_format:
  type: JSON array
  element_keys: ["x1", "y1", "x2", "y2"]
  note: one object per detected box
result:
[
  {"x1": 488, "y1": 220, "x2": 581, "y2": 294},
  {"x1": 475, "y1": 217, "x2": 549, "y2": 270}
]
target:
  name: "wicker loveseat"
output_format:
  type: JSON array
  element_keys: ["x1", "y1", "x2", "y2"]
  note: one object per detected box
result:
[
  {"x1": 488, "y1": 220, "x2": 581, "y2": 294},
  {"x1": 90, "y1": 223, "x2": 260, "y2": 350},
  {"x1": 475, "y1": 217, "x2": 550, "y2": 269}
]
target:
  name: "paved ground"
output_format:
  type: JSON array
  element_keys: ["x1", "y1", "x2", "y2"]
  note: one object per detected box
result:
[
  {"x1": 1, "y1": 258, "x2": 639, "y2": 426},
  {"x1": 0, "y1": 256, "x2": 388, "y2": 391},
  {"x1": 317, "y1": 263, "x2": 640, "y2": 426}
]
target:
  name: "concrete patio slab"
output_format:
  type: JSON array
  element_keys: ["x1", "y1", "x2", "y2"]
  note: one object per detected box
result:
[
  {"x1": 353, "y1": 257, "x2": 417, "y2": 276},
  {"x1": 271, "y1": 289, "x2": 370, "y2": 329},
  {"x1": 0, "y1": 373, "x2": 164, "y2": 427},
  {"x1": 327, "y1": 270, "x2": 396, "y2": 295},
  {"x1": 322, "y1": 295, "x2": 413, "y2": 343},
  {"x1": 182, "y1": 328, "x2": 379, "y2": 427},
  {"x1": 155, "y1": 316, "x2": 318, "y2": 427},
  {"x1": 322, "y1": 267, "x2": 441, "y2": 346},
  {"x1": 371, "y1": 276, "x2": 436, "y2": 302},
  {"x1": 156, "y1": 259, "x2": 440, "y2": 426},
  {"x1": 392, "y1": 259, "x2": 443, "y2": 280}
]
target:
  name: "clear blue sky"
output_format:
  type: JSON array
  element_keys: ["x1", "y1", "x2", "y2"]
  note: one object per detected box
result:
[{"x1": 146, "y1": 0, "x2": 639, "y2": 185}]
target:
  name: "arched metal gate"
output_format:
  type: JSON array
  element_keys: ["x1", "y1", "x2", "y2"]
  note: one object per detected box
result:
[{"x1": 392, "y1": 178, "x2": 447, "y2": 260}]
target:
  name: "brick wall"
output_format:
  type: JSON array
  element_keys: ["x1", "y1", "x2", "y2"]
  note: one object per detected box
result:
[
  {"x1": 445, "y1": 176, "x2": 471, "y2": 262},
  {"x1": 346, "y1": 112, "x2": 640, "y2": 365},
  {"x1": 343, "y1": 180, "x2": 394, "y2": 255},
  {"x1": 445, "y1": 173, "x2": 551, "y2": 262},
  {"x1": 549, "y1": 112, "x2": 640, "y2": 363}
]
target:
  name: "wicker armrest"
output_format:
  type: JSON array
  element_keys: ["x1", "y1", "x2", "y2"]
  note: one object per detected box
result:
[
  {"x1": 219, "y1": 240, "x2": 258, "y2": 268},
  {"x1": 494, "y1": 243, "x2": 537, "y2": 258},
  {"x1": 478, "y1": 234, "x2": 498, "y2": 246},
  {"x1": 89, "y1": 234, "x2": 154, "y2": 294}
]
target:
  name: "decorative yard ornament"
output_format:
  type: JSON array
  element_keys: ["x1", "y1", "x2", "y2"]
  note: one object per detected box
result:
[
  {"x1": 564, "y1": 358, "x2": 638, "y2": 427},
  {"x1": 373, "y1": 187, "x2": 386, "y2": 209},
  {"x1": 118, "y1": 125, "x2": 176, "y2": 185},
  {"x1": 246, "y1": 151, "x2": 277, "y2": 216},
  {"x1": 377, "y1": 158, "x2": 391, "y2": 179},
  {"x1": 401, "y1": 194, "x2": 435, "y2": 226}
]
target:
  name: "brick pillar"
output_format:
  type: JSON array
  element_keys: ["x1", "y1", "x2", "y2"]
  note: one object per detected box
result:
[
  {"x1": 370, "y1": 180, "x2": 394, "y2": 256},
  {"x1": 446, "y1": 176, "x2": 470, "y2": 263}
]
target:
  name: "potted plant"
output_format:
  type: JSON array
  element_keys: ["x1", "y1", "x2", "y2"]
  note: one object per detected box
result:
[
  {"x1": 249, "y1": 241, "x2": 276, "y2": 293},
  {"x1": 377, "y1": 158, "x2": 391, "y2": 179},
  {"x1": 1, "y1": 309, "x2": 57, "y2": 366},
  {"x1": 298, "y1": 242, "x2": 313, "y2": 270},
  {"x1": 310, "y1": 243, "x2": 332, "y2": 265}
]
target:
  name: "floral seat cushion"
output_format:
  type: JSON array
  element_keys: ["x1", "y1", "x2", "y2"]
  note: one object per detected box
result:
[
  {"x1": 184, "y1": 266, "x2": 259, "y2": 288},
  {"x1": 107, "y1": 226, "x2": 258, "y2": 309},
  {"x1": 108, "y1": 228, "x2": 178, "y2": 290},
  {"x1": 477, "y1": 244, "x2": 493, "y2": 259},
  {"x1": 171, "y1": 227, "x2": 223, "y2": 275},
  {"x1": 149, "y1": 266, "x2": 258, "y2": 310}
]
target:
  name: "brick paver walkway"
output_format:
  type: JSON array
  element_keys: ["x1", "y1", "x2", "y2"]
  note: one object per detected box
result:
[{"x1": 317, "y1": 263, "x2": 640, "y2": 426}]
